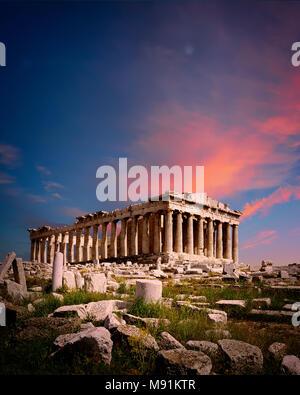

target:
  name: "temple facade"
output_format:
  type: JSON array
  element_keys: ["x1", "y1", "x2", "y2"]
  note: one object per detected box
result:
[{"x1": 28, "y1": 193, "x2": 243, "y2": 266}]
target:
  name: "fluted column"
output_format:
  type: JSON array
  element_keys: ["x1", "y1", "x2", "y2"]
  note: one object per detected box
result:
[
  {"x1": 232, "y1": 224, "x2": 239, "y2": 263},
  {"x1": 101, "y1": 222, "x2": 108, "y2": 259},
  {"x1": 163, "y1": 209, "x2": 173, "y2": 253},
  {"x1": 142, "y1": 214, "x2": 150, "y2": 254},
  {"x1": 110, "y1": 221, "x2": 117, "y2": 258},
  {"x1": 40, "y1": 238, "x2": 47, "y2": 263},
  {"x1": 174, "y1": 211, "x2": 183, "y2": 253},
  {"x1": 216, "y1": 221, "x2": 223, "y2": 259},
  {"x1": 207, "y1": 218, "x2": 214, "y2": 258},
  {"x1": 30, "y1": 240, "x2": 36, "y2": 261},
  {"x1": 61, "y1": 233, "x2": 67, "y2": 265},
  {"x1": 68, "y1": 231, "x2": 75, "y2": 263},
  {"x1": 92, "y1": 225, "x2": 99, "y2": 261},
  {"x1": 120, "y1": 218, "x2": 128, "y2": 257},
  {"x1": 153, "y1": 211, "x2": 161, "y2": 253},
  {"x1": 130, "y1": 216, "x2": 138, "y2": 256},
  {"x1": 197, "y1": 217, "x2": 204, "y2": 255},
  {"x1": 83, "y1": 226, "x2": 91, "y2": 261},
  {"x1": 76, "y1": 228, "x2": 82, "y2": 262},
  {"x1": 54, "y1": 234, "x2": 60, "y2": 254},
  {"x1": 186, "y1": 214, "x2": 194, "y2": 255},
  {"x1": 35, "y1": 239, "x2": 41, "y2": 262},
  {"x1": 48, "y1": 235, "x2": 55, "y2": 264},
  {"x1": 224, "y1": 223, "x2": 232, "y2": 260}
]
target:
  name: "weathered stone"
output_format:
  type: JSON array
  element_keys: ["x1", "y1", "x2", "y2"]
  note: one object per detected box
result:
[
  {"x1": 52, "y1": 252, "x2": 63, "y2": 292},
  {"x1": 52, "y1": 327, "x2": 113, "y2": 364},
  {"x1": 27, "y1": 303, "x2": 35, "y2": 313},
  {"x1": 207, "y1": 313, "x2": 227, "y2": 326},
  {"x1": 53, "y1": 304, "x2": 87, "y2": 319},
  {"x1": 159, "y1": 331, "x2": 184, "y2": 350},
  {"x1": 123, "y1": 313, "x2": 170, "y2": 328},
  {"x1": 1, "y1": 279, "x2": 27, "y2": 303},
  {"x1": 63, "y1": 271, "x2": 76, "y2": 290},
  {"x1": 104, "y1": 313, "x2": 126, "y2": 331},
  {"x1": 51, "y1": 292, "x2": 64, "y2": 301},
  {"x1": 0, "y1": 252, "x2": 16, "y2": 280},
  {"x1": 112, "y1": 324, "x2": 159, "y2": 351},
  {"x1": 84, "y1": 273, "x2": 107, "y2": 293},
  {"x1": 85, "y1": 300, "x2": 132, "y2": 321},
  {"x1": 268, "y1": 342, "x2": 287, "y2": 361},
  {"x1": 215, "y1": 300, "x2": 246, "y2": 309},
  {"x1": 135, "y1": 279, "x2": 162, "y2": 303},
  {"x1": 223, "y1": 263, "x2": 236, "y2": 275},
  {"x1": 74, "y1": 272, "x2": 84, "y2": 289},
  {"x1": 12, "y1": 258, "x2": 27, "y2": 291},
  {"x1": 157, "y1": 349, "x2": 212, "y2": 375},
  {"x1": 281, "y1": 355, "x2": 300, "y2": 375},
  {"x1": 280, "y1": 270, "x2": 289, "y2": 279},
  {"x1": 252, "y1": 298, "x2": 271, "y2": 309},
  {"x1": 189, "y1": 295, "x2": 207, "y2": 302},
  {"x1": 218, "y1": 339, "x2": 263, "y2": 375},
  {"x1": 186, "y1": 340, "x2": 219, "y2": 357},
  {"x1": 80, "y1": 322, "x2": 95, "y2": 331}
]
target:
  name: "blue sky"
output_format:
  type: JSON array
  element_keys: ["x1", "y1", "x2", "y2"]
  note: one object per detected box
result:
[{"x1": 0, "y1": 1, "x2": 299, "y2": 264}]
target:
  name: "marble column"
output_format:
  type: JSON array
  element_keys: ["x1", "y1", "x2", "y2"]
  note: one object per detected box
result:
[
  {"x1": 120, "y1": 218, "x2": 128, "y2": 257},
  {"x1": 83, "y1": 226, "x2": 91, "y2": 261},
  {"x1": 54, "y1": 234, "x2": 60, "y2": 254},
  {"x1": 186, "y1": 214, "x2": 194, "y2": 255},
  {"x1": 48, "y1": 235, "x2": 55, "y2": 264},
  {"x1": 76, "y1": 228, "x2": 82, "y2": 262},
  {"x1": 130, "y1": 216, "x2": 138, "y2": 256},
  {"x1": 68, "y1": 230, "x2": 75, "y2": 263},
  {"x1": 35, "y1": 239, "x2": 41, "y2": 262},
  {"x1": 142, "y1": 214, "x2": 150, "y2": 254},
  {"x1": 207, "y1": 218, "x2": 214, "y2": 258},
  {"x1": 61, "y1": 232, "x2": 68, "y2": 264},
  {"x1": 40, "y1": 238, "x2": 47, "y2": 263},
  {"x1": 110, "y1": 221, "x2": 117, "y2": 258},
  {"x1": 197, "y1": 217, "x2": 204, "y2": 255},
  {"x1": 30, "y1": 240, "x2": 36, "y2": 261},
  {"x1": 153, "y1": 211, "x2": 161, "y2": 253},
  {"x1": 101, "y1": 222, "x2": 108, "y2": 259},
  {"x1": 232, "y1": 224, "x2": 239, "y2": 263},
  {"x1": 92, "y1": 225, "x2": 99, "y2": 261},
  {"x1": 163, "y1": 209, "x2": 173, "y2": 253},
  {"x1": 174, "y1": 211, "x2": 183, "y2": 253},
  {"x1": 224, "y1": 223, "x2": 232, "y2": 260},
  {"x1": 216, "y1": 221, "x2": 223, "y2": 259}
]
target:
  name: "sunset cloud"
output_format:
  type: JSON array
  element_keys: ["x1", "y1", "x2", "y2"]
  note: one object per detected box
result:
[
  {"x1": 241, "y1": 230, "x2": 278, "y2": 250},
  {"x1": 63, "y1": 207, "x2": 86, "y2": 217},
  {"x1": 44, "y1": 181, "x2": 64, "y2": 192},
  {"x1": 36, "y1": 165, "x2": 51, "y2": 175},
  {"x1": 0, "y1": 143, "x2": 20, "y2": 168},
  {"x1": 242, "y1": 185, "x2": 300, "y2": 220},
  {"x1": 27, "y1": 194, "x2": 47, "y2": 203}
]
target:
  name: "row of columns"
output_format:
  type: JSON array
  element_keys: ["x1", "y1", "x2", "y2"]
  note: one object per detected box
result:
[{"x1": 30, "y1": 210, "x2": 239, "y2": 264}]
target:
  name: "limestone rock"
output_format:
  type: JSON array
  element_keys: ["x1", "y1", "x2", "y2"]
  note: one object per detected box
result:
[
  {"x1": 112, "y1": 324, "x2": 159, "y2": 351},
  {"x1": 53, "y1": 304, "x2": 87, "y2": 319},
  {"x1": 63, "y1": 271, "x2": 76, "y2": 290},
  {"x1": 74, "y1": 272, "x2": 84, "y2": 289},
  {"x1": 186, "y1": 340, "x2": 219, "y2": 358},
  {"x1": 207, "y1": 313, "x2": 227, "y2": 326},
  {"x1": 215, "y1": 300, "x2": 246, "y2": 309},
  {"x1": 281, "y1": 355, "x2": 300, "y2": 375},
  {"x1": 159, "y1": 332, "x2": 184, "y2": 350},
  {"x1": 52, "y1": 326, "x2": 113, "y2": 364},
  {"x1": 1, "y1": 279, "x2": 27, "y2": 303},
  {"x1": 218, "y1": 339, "x2": 263, "y2": 375},
  {"x1": 85, "y1": 300, "x2": 132, "y2": 321},
  {"x1": 123, "y1": 313, "x2": 170, "y2": 328},
  {"x1": 157, "y1": 349, "x2": 212, "y2": 375},
  {"x1": 268, "y1": 342, "x2": 287, "y2": 361},
  {"x1": 84, "y1": 273, "x2": 107, "y2": 293},
  {"x1": 80, "y1": 322, "x2": 95, "y2": 331},
  {"x1": 104, "y1": 313, "x2": 126, "y2": 331},
  {"x1": 51, "y1": 292, "x2": 64, "y2": 302}
]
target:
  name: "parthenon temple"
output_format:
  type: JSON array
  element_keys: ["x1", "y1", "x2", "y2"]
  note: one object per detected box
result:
[{"x1": 28, "y1": 193, "x2": 243, "y2": 266}]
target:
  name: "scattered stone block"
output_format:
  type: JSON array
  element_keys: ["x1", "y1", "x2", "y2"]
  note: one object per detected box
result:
[
  {"x1": 157, "y1": 349, "x2": 212, "y2": 375},
  {"x1": 74, "y1": 272, "x2": 84, "y2": 289},
  {"x1": 63, "y1": 271, "x2": 76, "y2": 290},
  {"x1": 159, "y1": 332, "x2": 184, "y2": 350},
  {"x1": 215, "y1": 300, "x2": 246, "y2": 309},
  {"x1": 84, "y1": 273, "x2": 107, "y2": 293},
  {"x1": 104, "y1": 313, "x2": 126, "y2": 332},
  {"x1": 218, "y1": 339, "x2": 263, "y2": 375},
  {"x1": 0, "y1": 252, "x2": 16, "y2": 280},
  {"x1": 186, "y1": 340, "x2": 219, "y2": 357},
  {"x1": 135, "y1": 279, "x2": 162, "y2": 303},
  {"x1": 268, "y1": 342, "x2": 287, "y2": 361},
  {"x1": 112, "y1": 324, "x2": 159, "y2": 351},
  {"x1": 123, "y1": 313, "x2": 170, "y2": 328},
  {"x1": 12, "y1": 258, "x2": 27, "y2": 291},
  {"x1": 281, "y1": 355, "x2": 300, "y2": 375}
]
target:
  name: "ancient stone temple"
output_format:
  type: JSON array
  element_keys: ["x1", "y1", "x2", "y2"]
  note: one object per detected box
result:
[{"x1": 28, "y1": 193, "x2": 242, "y2": 266}]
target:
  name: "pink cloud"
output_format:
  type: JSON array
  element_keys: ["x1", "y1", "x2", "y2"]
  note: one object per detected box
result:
[
  {"x1": 242, "y1": 185, "x2": 300, "y2": 220},
  {"x1": 64, "y1": 207, "x2": 86, "y2": 218},
  {"x1": 27, "y1": 194, "x2": 47, "y2": 203},
  {"x1": 36, "y1": 165, "x2": 51, "y2": 175},
  {"x1": 0, "y1": 143, "x2": 20, "y2": 168},
  {"x1": 241, "y1": 230, "x2": 278, "y2": 250},
  {"x1": 0, "y1": 172, "x2": 15, "y2": 184}
]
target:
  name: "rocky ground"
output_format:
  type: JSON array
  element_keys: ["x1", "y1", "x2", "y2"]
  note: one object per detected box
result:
[{"x1": 0, "y1": 256, "x2": 300, "y2": 375}]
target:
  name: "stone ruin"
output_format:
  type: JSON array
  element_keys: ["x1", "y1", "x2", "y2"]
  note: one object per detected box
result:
[{"x1": 27, "y1": 192, "x2": 243, "y2": 267}]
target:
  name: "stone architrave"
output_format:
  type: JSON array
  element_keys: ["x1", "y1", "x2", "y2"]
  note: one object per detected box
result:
[{"x1": 52, "y1": 252, "x2": 64, "y2": 291}]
